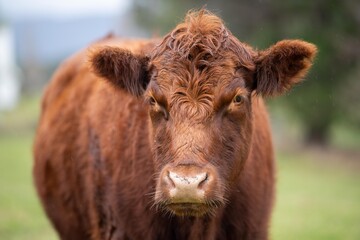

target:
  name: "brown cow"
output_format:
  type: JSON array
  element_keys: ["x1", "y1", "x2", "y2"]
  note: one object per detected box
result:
[{"x1": 33, "y1": 10, "x2": 316, "y2": 240}]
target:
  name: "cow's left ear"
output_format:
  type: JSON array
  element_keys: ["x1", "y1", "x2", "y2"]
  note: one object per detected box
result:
[
  {"x1": 90, "y1": 47, "x2": 149, "y2": 96},
  {"x1": 254, "y1": 40, "x2": 317, "y2": 97}
]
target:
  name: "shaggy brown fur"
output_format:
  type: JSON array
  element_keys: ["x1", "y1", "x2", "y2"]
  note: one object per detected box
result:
[{"x1": 34, "y1": 10, "x2": 317, "y2": 240}]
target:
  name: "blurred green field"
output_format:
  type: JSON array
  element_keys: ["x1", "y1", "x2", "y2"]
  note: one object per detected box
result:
[
  {"x1": 272, "y1": 151, "x2": 360, "y2": 240},
  {"x1": 0, "y1": 96, "x2": 359, "y2": 239},
  {"x1": 0, "y1": 132, "x2": 57, "y2": 240}
]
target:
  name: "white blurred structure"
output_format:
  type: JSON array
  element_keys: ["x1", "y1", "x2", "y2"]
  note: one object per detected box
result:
[{"x1": 0, "y1": 26, "x2": 19, "y2": 110}]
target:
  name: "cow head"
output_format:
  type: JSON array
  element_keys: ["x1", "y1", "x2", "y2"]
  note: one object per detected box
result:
[{"x1": 91, "y1": 10, "x2": 317, "y2": 217}]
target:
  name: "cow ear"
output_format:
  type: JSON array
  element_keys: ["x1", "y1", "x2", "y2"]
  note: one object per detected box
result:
[
  {"x1": 90, "y1": 47, "x2": 150, "y2": 96},
  {"x1": 254, "y1": 40, "x2": 317, "y2": 97}
]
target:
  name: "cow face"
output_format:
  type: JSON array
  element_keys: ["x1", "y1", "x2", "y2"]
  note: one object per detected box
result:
[{"x1": 91, "y1": 11, "x2": 316, "y2": 217}]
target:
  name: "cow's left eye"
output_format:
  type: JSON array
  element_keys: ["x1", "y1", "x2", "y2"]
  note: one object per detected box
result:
[
  {"x1": 233, "y1": 95, "x2": 243, "y2": 104},
  {"x1": 149, "y1": 96, "x2": 156, "y2": 106}
]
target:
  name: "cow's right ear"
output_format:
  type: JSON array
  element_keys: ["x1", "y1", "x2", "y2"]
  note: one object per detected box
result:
[{"x1": 90, "y1": 47, "x2": 150, "y2": 96}]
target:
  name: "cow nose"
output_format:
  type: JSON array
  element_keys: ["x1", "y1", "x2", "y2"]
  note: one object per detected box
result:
[
  {"x1": 163, "y1": 170, "x2": 210, "y2": 202},
  {"x1": 169, "y1": 171, "x2": 208, "y2": 189}
]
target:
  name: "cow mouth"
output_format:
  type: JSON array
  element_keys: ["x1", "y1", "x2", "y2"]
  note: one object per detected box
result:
[{"x1": 158, "y1": 201, "x2": 224, "y2": 217}]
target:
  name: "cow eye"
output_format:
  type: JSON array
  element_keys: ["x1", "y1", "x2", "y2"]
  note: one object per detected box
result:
[
  {"x1": 149, "y1": 96, "x2": 156, "y2": 106},
  {"x1": 233, "y1": 95, "x2": 243, "y2": 104}
]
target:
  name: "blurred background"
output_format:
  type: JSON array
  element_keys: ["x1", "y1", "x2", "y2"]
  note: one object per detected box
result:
[{"x1": 0, "y1": 0, "x2": 359, "y2": 239}]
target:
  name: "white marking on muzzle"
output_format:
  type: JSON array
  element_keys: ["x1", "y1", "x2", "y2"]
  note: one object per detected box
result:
[{"x1": 168, "y1": 171, "x2": 207, "y2": 201}]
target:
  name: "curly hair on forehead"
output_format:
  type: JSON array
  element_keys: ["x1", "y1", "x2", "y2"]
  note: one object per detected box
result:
[
  {"x1": 152, "y1": 10, "x2": 229, "y2": 59},
  {"x1": 151, "y1": 9, "x2": 256, "y2": 71}
]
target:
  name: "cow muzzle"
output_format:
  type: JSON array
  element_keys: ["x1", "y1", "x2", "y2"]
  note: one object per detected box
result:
[{"x1": 155, "y1": 164, "x2": 224, "y2": 216}]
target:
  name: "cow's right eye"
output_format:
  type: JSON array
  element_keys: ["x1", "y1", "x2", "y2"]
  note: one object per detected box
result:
[{"x1": 148, "y1": 97, "x2": 169, "y2": 121}]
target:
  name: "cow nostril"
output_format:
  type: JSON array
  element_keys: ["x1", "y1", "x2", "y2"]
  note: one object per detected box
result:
[
  {"x1": 165, "y1": 171, "x2": 176, "y2": 188},
  {"x1": 197, "y1": 173, "x2": 209, "y2": 189}
]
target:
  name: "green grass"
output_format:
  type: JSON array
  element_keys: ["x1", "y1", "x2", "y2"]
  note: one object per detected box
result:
[
  {"x1": 0, "y1": 96, "x2": 359, "y2": 239},
  {"x1": 271, "y1": 151, "x2": 360, "y2": 240},
  {"x1": 0, "y1": 95, "x2": 57, "y2": 240},
  {"x1": 0, "y1": 95, "x2": 40, "y2": 134},
  {"x1": 0, "y1": 133, "x2": 57, "y2": 240}
]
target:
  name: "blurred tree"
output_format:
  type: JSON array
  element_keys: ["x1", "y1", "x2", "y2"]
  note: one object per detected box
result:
[
  {"x1": 131, "y1": 0, "x2": 360, "y2": 145},
  {"x1": 263, "y1": 0, "x2": 360, "y2": 145}
]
